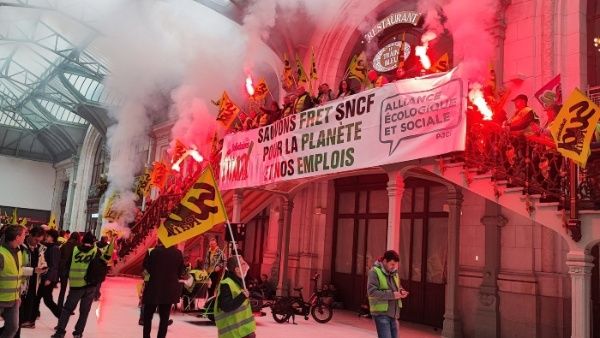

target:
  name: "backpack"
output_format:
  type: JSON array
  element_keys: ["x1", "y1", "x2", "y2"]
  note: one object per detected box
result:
[{"x1": 85, "y1": 251, "x2": 108, "y2": 286}]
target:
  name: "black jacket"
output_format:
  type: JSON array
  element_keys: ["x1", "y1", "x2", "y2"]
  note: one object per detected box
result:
[
  {"x1": 59, "y1": 239, "x2": 78, "y2": 278},
  {"x1": 142, "y1": 245, "x2": 185, "y2": 305},
  {"x1": 217, "y1": 271, "x2": 248, "y2": 312},
  {"x1": 43, "y1": 242, "x2": 61, "y2": 283}
]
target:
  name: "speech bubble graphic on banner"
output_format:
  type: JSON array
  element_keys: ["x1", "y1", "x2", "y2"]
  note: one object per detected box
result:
[{"x1": 379, "y1": 79, "x2": 463, "y2": 155}]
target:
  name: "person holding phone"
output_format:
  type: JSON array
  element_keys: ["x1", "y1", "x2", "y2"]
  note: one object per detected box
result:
[
  {"x1": 19, "y1": 225, "x2": 48, "y2": 330},
  {"x1": 367, "y1": 250, "x2": 409, "y2": 338}
]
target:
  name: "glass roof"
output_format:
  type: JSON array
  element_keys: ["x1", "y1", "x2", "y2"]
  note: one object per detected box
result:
[{"x1": 0, "y1": 0, "x2": 114, "y2": 162}]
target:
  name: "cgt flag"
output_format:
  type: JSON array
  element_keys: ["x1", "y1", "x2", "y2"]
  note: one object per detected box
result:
[
  {"x1": 48, "y1": 213, "x2": 58, "y2": 230},
  {"x1": 215, "y1": 91, "x2": 242, "y2": 130},
  {"x1": 295, "y1": 54, "x2": 308, "y2": 83},
  {"x1": 158, "y1": 166, "x2": 227, "y2": 248},
  {"x1": 550, "y1": 88, "x2": 600, "y2": 166}
]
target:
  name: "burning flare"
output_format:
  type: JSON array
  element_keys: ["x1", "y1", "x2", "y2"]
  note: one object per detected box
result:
[
  {"x1": 416, "y1": 31, "x2": 437, "y2": 70},
  {"x1": 245, "y1": 76, "x2": 255, "y2": 96},
  {"x1": 468, "y1": 84, "x2": 493, "y2": 120},
  {"x1": 170, "y1": 141, "x2": 204, "y2": 172}
]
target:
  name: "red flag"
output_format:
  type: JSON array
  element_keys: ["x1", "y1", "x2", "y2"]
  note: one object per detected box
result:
[{"x1": 535, "y1": 75, "x2": 562, "y2": 108}]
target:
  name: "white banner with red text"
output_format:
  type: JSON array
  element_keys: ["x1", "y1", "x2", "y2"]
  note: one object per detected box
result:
[{"x1": 219, "y1": 69, "x2": 466, "y2": 190}]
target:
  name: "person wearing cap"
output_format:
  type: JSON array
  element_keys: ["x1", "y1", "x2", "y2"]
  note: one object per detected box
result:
[
  {"x1": 507, "y1": 94, "x2": 540, "y2": 135},
  {"x1": 214, "y1": 255, "x2": 256, "y2": 338}
]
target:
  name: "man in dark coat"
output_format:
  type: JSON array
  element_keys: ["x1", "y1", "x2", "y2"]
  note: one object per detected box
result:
[
  {"x1": 142, "y1": 240, "x2": 186, "y2": 338},
  {"x1": 39, "y1": 229, "x2": 61, "y2": 318}
]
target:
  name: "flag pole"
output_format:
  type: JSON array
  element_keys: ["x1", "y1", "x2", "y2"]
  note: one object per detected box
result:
[{"x1": 225, "y1": 219, "x2": 247, "y2": 290}]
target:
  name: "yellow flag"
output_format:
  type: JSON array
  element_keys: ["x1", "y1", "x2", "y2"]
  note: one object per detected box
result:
[
  {"x1": 216, "y1": 91, "x2": 241, "y2": 130},
  {"x1": 549, "y1": 88, "x2": 600, "y2": 166},
  {"x1": 10, "y1": 208, "x2": 17, "y2": 225},
  {"x1": 49, "y1": 213, "x2": 58, "y2": 230},
  {"x1": 157, "y1": 166, "x2": 227, "y2": 248},
  {"x1": 433, "y1": 53, "x2": 450, "y2": 73},
  {"x1": 252, "y1": 79, "x2": 269, "y2": 102},
  {"x1": 295, "y1": 54, "x2": 308, "y2": 83},
  {"x1": 282, "y1": 53, "x2": 295, "y2": 91},
  {"x1": 19, "y1": 217, "x2": 27, "y2": 226},
  {"x1": 310, "y1": 47, "x2": 318, "y2": 81},
  {"x1": 348, "y1": 51, "x2": 367, "y2": 83}
]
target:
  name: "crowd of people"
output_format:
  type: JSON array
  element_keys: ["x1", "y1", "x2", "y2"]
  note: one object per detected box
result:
[{"x1": 0, "y1": 222, "x2": 114, "y2": 338}]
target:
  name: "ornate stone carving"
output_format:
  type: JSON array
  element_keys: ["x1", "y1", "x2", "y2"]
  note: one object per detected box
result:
[{"x1": 479, "y1": 293, "x2": 497, "y2": 307}]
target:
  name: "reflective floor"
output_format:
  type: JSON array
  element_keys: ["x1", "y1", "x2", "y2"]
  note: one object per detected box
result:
[{"x1": 22, "y1": 276, "x2": 440, "y2": 338}]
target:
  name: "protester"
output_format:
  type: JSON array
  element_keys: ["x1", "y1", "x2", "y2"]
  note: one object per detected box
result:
[
  {"x1": 39, "y1": 229, "x2": 61, "y2": 319},
  {"x1": 367, "y1": 250, "x2": 408, "y2": 338},
  {"x1": 0, "y1": 225, "x2": 28, "y2": 338},
  {"x1": 57, "y1": 231, "x2": 80, "y2": 311},
  {"x1": 204, "y1": 236, "x2": 226, "y2": 298},
  {"x1": 52, "y1": 232, "x2": 113, "y2": 338},
  {"x1": 141, "y1": 240, "x2": 185, "y2": 338},
  {"x1": 315, "y1": 83, "x2": 334, "y2": 105},
  {"x1": 507, "y1": 94, "x2": 540, "y2": 135},
  {"x1": 215, "y1": 256, "x2": 256, "y2": 338},
  {"x1": 337, "y1": 79, "x2": 355, "y2": 99},
  {"x1": 19, "y1": 225, "x2": 47, "y2": 329},
  {"x1": 94, "y1": 236, "x2": 110, "y2": 301}
]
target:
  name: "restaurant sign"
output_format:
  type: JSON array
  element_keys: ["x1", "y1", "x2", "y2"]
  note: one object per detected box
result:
[
  {"x1": 372, "y1": 41, "x2": 412, "y2": 72},
  {"x1": 363, "y1": 11, "x2": 421, "y2": 43}
]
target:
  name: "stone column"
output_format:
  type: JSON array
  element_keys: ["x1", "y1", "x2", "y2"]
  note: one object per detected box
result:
[
  {"x1": 475, "y1": 200, "x2": 506, "y2": 338},
  {"x1": 271, "y1": 198, "x2": 285, "y2": 292},
  {"x1": 566, "y1": 251, "x2": 594, "y2": 338},
  {"x1": 63, "y1": 166, "x2": 76, "y2": 230},
  {"x1": 232, "y1": 189, "x2": 244, "y2": 223},
  {"x1": 386, "y1": 170, "x2": 405, "y2": 251},
  {"x1": 442, "y1": 189, "x2": 464, "y2": 338},
  {"x1": 277, "y1": 197, "x2": 294, "y2": 296}
]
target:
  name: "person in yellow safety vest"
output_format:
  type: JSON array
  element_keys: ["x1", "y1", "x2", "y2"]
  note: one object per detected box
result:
[
  {"x1": 367, "y1": 250, "x2": 409, "y2": 338},
  {"x1": 0, "y1": 225, "x2": 28, "y2": 338},
  {"x1": 52, "y1": 232, "x2": 113, "y2": 338},
  {"x1": 215, "y1": 255, "x2": 256, "y2": 338}
]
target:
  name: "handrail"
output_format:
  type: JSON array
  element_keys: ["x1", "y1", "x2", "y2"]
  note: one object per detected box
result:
[{"x1": 457, "y1": 120, "x2": 600, "y2": 241}]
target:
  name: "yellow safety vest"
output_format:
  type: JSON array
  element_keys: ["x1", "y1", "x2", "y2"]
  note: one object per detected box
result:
[
  {"x1": 69, "y1": 246, "x2": 97, "y2": 288},
  {"x1": 368, "y1": 266, "x2": 402, "y2": 314},
  {"x1": 215, "y1": 277, "x2": 256, "y2": 338},
  {"x1": 0, "y1": 246, "x2": 24, "y2": 305}
]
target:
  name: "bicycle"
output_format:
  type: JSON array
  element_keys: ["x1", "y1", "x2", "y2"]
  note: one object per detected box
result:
[{"x1": 270, "y1": 273, "x2": 334, "y2": 324}]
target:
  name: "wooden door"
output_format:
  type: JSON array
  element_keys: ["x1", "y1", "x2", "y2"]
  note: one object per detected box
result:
[
  {"x1": 332, "y1": 174, "x2": 389, "y2": 311},
  {"x1": 398, "y1": 179, "x2": 448, "y2": 328}
]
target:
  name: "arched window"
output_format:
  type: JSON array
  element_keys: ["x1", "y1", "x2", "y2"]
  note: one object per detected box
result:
[
  {"x1": 91, "y1": 140, "x2": 107, "y2": 188},
  {"x1": 588, "y1": 0, "x2": 600, "y2": 87}
]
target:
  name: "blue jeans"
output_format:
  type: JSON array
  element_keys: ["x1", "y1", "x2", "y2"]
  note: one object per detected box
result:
[{"x1": 373, "y1": 315, "x2": 398, "y2": 338}]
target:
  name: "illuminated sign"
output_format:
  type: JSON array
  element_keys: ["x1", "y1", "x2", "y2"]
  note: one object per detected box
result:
[
  {"x1": 364, "y1": 11, "x2": 421, "y2": 43},
  {"x1": 372, "y1": 41, "x2": 412, "y2": 72}
]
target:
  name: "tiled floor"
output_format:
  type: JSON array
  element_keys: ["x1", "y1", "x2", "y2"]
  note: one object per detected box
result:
[{"x1": 23, "y1": 276, "x2": 441, "y2": 338}]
